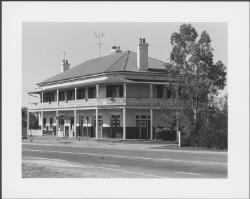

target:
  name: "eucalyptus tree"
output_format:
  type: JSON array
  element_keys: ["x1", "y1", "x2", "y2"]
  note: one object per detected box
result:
[{"x1": 169, "y1": 24, "x2": 226, "y2": 145}]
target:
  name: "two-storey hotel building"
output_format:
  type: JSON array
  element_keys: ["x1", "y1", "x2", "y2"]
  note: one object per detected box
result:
[{"x1": 28, "y1": 38, "x2": 189, "y2": 140}]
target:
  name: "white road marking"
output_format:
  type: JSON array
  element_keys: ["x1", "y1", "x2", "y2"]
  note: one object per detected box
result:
[
  {"x1": 22, "y1": 148, "x2": 227, "y2": 166},
  {"x1": 175, "y1": 171, "x2": 202, "y2": 176},
  {"x1": 101, "y1": 164, "x2": 120, "y2": 168},
  {"x1": 23, "y1": 143, "x2": 53, "y2": 146},
  {"x1": 23, "y1": 156, "x2": 163, "y2": 178}
]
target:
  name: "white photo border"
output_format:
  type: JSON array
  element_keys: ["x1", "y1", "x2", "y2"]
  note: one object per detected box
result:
[{"x1": 2, "y1": 1, "x2": 249, "y2": 198}]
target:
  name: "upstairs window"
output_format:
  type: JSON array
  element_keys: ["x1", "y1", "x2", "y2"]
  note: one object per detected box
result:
[
  {"x1": 178, "y1": 87, "x2": 183, "y2": 99},
  {"x1": 166, "y1": 86, "x2": 172, "y2": 99},
  {"x1": 67, "y1": 90, "x2": 75, "y2": 100},
  {"x1": 43, "y1": 92, "x2": 55, "y2": 102},
  {"x1": 106, "y1": 85, "x2": 123, "y2": 98},
  {"x1": 88, "y1": 87, "x2": 96, "y2": 98},
  {"x1": 77, "y1": 88, "x2": 85, "y2": 99},
  {"x1": 178, "y1": 86, "x2": 188, "y2": 99},
  {"x1": 59, "y1": 91, "x2": 65, "y2": 101},
  {"x1": 156, "y1": 85, "x2": 163, "y2": 98},
  {"x1": 172, "y1": 85, "x2": 176, "y2": 99}
]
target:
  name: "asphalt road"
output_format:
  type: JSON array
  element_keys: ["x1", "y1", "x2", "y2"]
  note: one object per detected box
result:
[{"x1": 22, "y1": 142, "x2": 227, "y2": 178}]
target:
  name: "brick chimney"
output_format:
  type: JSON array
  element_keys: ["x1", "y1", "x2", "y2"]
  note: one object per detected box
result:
[
  {"x1": 61, "y1": 59, "x2": 70, "y2": 72},
  {"x1": 137, "y1": 38, "x2": 149, "y2": 71}
]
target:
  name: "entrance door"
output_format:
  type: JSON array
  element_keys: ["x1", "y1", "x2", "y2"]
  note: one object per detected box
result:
[
  {"x1": 79, "y1": 115, "x2": 84, "y2": 136},
  {"x1": 59, "y1": 118, "x2": 64, "y2": 137},
  {"x1": 65, "y1": 126, "x2": 69, "y2": 137},
  {"x1": 111, "y1": 114, "x2": 121, "y2": 138},
  {"x1": 93, "y1": 115, "x2": 103, "y2": 138},
  {"x1": 136, "y1": 114, "x2": 150, "y2": 139},
  {"x1": 98, "y1": 118, "x2": 103, "y2": 138},
  {"x1": 140, "y1": 119, "x2": 148, "y2": 139},
  {"x1": 98, "y1": 115, "x2": 103, "y2": 138}
]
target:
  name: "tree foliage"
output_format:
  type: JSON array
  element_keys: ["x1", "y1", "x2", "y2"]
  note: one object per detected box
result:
[
  {"x1": 169, "y1": 24, "x2": 227, "y2": 146},
  {"x1": 22, "y1": 107, "x2": 39, "y2": 138},
  {"x1": 201, "y1": 94, "x2": 228, "y2": 149}
]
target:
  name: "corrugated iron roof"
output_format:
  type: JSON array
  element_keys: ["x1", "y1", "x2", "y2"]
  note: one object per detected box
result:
[{"x1": 38, "y1": 50, "x2": 169, "y2": 85}]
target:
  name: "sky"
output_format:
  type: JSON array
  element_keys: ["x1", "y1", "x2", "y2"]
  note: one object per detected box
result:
[{"x1": 22, "y1": 22, "x2": 227, "y2": 107}]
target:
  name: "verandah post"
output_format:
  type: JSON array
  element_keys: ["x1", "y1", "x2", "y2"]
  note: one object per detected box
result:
[
  {"x1": 123, "y1": 83, "x2": 126, "y2": 99},
  {"x1": 176, "y1": 111, "x2": 180, "y2": 147},
  {"x1": 27, "y1": 109, "x2": 30, "y2": 139},
  {"x1": 149, "y1": 84, "x2": 154, "y2": 140},
  {"x1": 74, "y1": 109, "x2": 77, "y2": 138},
  {"x1": 150, "y1": 109, "x2": 153, "y2": 140},
  {"x1": 75, "y1": 87, "x2": 77, "y2": 101},
  {"x1": 56, "y1": 110, "x2": 59, "y2": 137},
  {"x1": 40, "y1": 111, "x2": 43, "y2": 136},
  {"x1": 56, "y1": 89, "x2": 59, "y2": 107},
  {"x1": 96, "y1": 84, "x2": 99, "y2": 99},
  {"x1": 123, "y1": 107, "x2": 126, "y2": 140},
  {"x1": 96, "y1": 84, "x2": 99, "y2": 140},
  {"x1": 95, "y1": 108, "x2": 98, "y2": 140},
  {"x1": 41, "y1": 91, "x2": 44, "y2": 103}
]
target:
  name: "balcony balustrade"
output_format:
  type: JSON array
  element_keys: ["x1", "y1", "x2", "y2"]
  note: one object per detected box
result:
[
  {"x1": 30, "y1": 101, "x2": 57, "y2": 109},
  {"x1": 29, "y1": 97, "x2": 191, "y2": 110},
  {"x1": 98, "y1": 97, "x2": 126, "y2": 106}
]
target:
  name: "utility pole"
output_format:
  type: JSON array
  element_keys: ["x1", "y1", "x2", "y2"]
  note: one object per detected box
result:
[{"x1": 94, "y1": 32, "x2": 104, "y2": 57}]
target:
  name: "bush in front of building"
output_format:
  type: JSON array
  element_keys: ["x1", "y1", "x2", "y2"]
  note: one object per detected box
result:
[
  {"x1": 179, "y1": 126, "x2": 192, "y2": 147},
  {"x1": 155, "y1": 127, "x2": 176, "y2": 141},
  {"x1": 179, "y1": 99, "x2": 227, "y2": 150},
  {"x1": 194, "y1": 102, "x2": 227, "y2": 149},
  {"x1": 156, "y1": 111, "x2": 178, "y2": 141}
]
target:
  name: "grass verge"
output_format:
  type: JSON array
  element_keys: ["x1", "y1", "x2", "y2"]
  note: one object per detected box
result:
[{"x1": 22, "y1": 162, "x2": 82, "y2": 178}]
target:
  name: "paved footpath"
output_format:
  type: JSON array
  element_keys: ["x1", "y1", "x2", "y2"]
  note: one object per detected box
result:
[{"x1": 22, "y1": 139, "x2": 227, "y2": 178}]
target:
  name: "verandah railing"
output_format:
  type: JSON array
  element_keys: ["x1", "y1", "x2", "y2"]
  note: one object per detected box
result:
[{"x1": 29, "y1": 97, "x2": 191, "y2": 110}]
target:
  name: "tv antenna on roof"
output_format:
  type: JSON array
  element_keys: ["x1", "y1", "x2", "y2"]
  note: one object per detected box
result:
[
  {"x1": 61, "y1": 51, "x2": 71, "y2": 62},
  {"x1": 61, "y1": 51, "x2": 69, "y2": 60},
  {"x1": 94, "y1": 32, "x2": 104, "y2": 57}
]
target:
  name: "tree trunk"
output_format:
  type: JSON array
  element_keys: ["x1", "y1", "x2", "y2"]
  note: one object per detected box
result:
[
  {"x1": 193, "y1": 108, "x2": 198, "y2": 147},
  {"x1": 206, "y1": 108, "x2": 210, "y2": 148}
]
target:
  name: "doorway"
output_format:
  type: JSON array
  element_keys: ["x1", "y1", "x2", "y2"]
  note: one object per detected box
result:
[
  {"x1": 64, "y1": 126, "x2": 69, "y2": 137},
  {"x1": 93, "y1": 114, "x2": 103, "y2": 138},
  {"x1": 136, "y1": 114, "x2": 150, "y2": 139},
  {"x1": 58, "y1": 118, "x2": 65, "y2": 137},
  {"x1": 111, "y1": 114, "x2": 121, "y2": 138}
]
